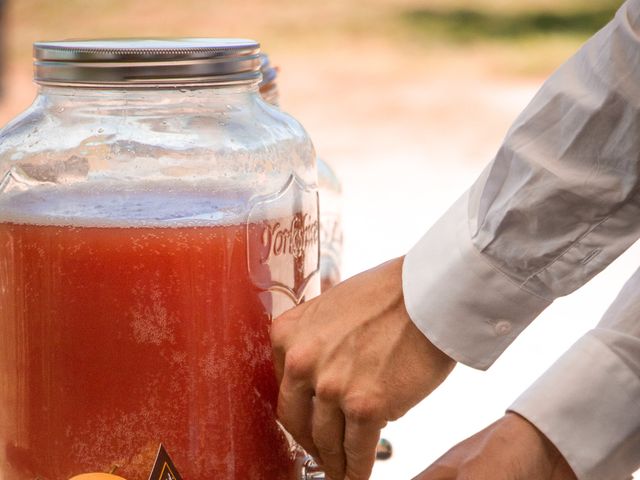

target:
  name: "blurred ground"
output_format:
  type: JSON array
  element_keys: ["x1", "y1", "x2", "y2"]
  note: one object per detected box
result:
[{"x1": 1, "y1": 0, "x2": 638, "y2": 478}]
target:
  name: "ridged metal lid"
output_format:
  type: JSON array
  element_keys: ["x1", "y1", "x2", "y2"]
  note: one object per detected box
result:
[{"x1": 33, "y1": 38, "x2": 262, "y2": 87}]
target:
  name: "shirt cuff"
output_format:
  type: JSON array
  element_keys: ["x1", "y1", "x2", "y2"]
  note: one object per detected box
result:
[
  {"x1": 509, "y1": 331, "x2": 640, "y2": 480},
  {"x1": 402, "y1": 192, "x2": 551, "y2": 370}
]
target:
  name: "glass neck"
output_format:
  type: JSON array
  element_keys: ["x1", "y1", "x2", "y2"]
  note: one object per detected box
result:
[{"x1": 37, "y1": 82, "x2": 261, "y2": 111}]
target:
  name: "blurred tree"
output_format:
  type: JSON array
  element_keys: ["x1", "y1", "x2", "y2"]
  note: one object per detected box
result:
[{"x1": 402, "y1": 0, "x2": 621, "y2": 43}]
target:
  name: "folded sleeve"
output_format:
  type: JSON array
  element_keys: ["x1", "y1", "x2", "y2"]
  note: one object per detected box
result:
[
  {"x1": 510, "y1": 267, "x2": 640, "y2": 480},
  {"x1": 403, "y1": 0, "x2": 640, "y2": 370}
]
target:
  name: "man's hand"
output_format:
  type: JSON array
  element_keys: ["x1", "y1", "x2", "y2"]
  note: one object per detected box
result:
[
  {"x1": 271, "y1": 257, "x2": 456, "y2": 480},
  {"x1": 413, "y1": 413, "x2": 578, "y2": 480}
]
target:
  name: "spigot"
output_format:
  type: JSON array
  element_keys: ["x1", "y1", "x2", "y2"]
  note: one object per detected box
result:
[
  {"x1": 299, "y1": 437, "x2": 393, "y2": 479},
  {"x1": 301, "y1": 455, "x2": 325, "y2": 480}
]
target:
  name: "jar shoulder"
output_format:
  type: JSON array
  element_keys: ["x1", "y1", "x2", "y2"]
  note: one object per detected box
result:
[
  {"x1": 0, "y1": 99, "x2": 48, "y2": 154},
  {"x1": 0, "y1": 94, "x2": 317, "y2": 193},
  {"x1": 1, "y1": 95, "x2": 310, "y2": 154}
]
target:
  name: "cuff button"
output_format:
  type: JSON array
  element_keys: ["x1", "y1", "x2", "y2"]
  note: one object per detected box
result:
[{"x1": 494, "y1": 320, "x2": 512, "y2": 336}]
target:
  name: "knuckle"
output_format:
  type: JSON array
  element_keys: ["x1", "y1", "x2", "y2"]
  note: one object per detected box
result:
[
  {"x1": 343, "y1": 396, "x2": 384, "y2": 424},
  {"x1": 315, "y1": 379, "x2": 342, "y2": 402},
  {"x1": 270, "y1": 316, "x2": 291, "y2": 346},
  {"x1": 284, "y1": 347, "x2": 314, "y2": 380}
]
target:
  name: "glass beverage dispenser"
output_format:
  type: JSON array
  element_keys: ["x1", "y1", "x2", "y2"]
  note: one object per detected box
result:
[{"x1": 0, "y1": 38, "x2": 321, "y2": 480}]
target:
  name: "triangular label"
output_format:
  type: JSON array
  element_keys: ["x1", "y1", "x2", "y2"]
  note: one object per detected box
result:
[{"x1": 148, "y1": 444, "x2": 183, "y2": 480}]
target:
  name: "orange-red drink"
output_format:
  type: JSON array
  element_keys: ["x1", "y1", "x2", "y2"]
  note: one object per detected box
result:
[{"x1": 0, "y1": 189, "x2": 318, "y2": 479}]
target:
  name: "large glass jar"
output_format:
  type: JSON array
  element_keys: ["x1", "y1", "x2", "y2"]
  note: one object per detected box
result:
[{"x1": 0, "y1": 39, "x2": 321, "y2": 480}]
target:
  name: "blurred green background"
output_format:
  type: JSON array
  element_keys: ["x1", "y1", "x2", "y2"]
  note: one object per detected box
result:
[{"x1": 3, "y1": 0, "x2": 621, "y2": 66}]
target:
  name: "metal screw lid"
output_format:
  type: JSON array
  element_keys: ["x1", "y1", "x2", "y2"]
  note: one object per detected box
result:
[{"x1": 33, "y1": 38, "x2": 262, "y2": 88}]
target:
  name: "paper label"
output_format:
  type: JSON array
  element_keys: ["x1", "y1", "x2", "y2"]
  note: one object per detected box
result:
[{"x1": 148, "y1": 444, "x2": 183, "y2": 480}]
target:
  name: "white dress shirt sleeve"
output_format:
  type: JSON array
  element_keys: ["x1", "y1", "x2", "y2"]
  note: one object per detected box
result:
[
  {"x1": 402, "y1": 1, "x2": 640, "y2": 478},
  {"x1": 403, "y1": 0, "x2": 640, "y2": 369},
  {"x1": 510, "y1": 269, "x2": 640, "y2": 479}
]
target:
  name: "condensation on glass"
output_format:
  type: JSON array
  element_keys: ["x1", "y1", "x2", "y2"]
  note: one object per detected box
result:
[{"x1": 0, "y1": 38, "x2": 323, "y2": 480}]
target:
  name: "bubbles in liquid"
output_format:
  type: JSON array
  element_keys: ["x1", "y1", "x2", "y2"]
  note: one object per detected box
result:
[
  {"x1": 0, "y1": 182, "x2": 254, "y2": 228},
  {"x1": 130, "y1": 281, "x2": 176, "y2": 346},
  {"x1": 0, "y1": 180, "x2": 302, "y2": 230}
]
